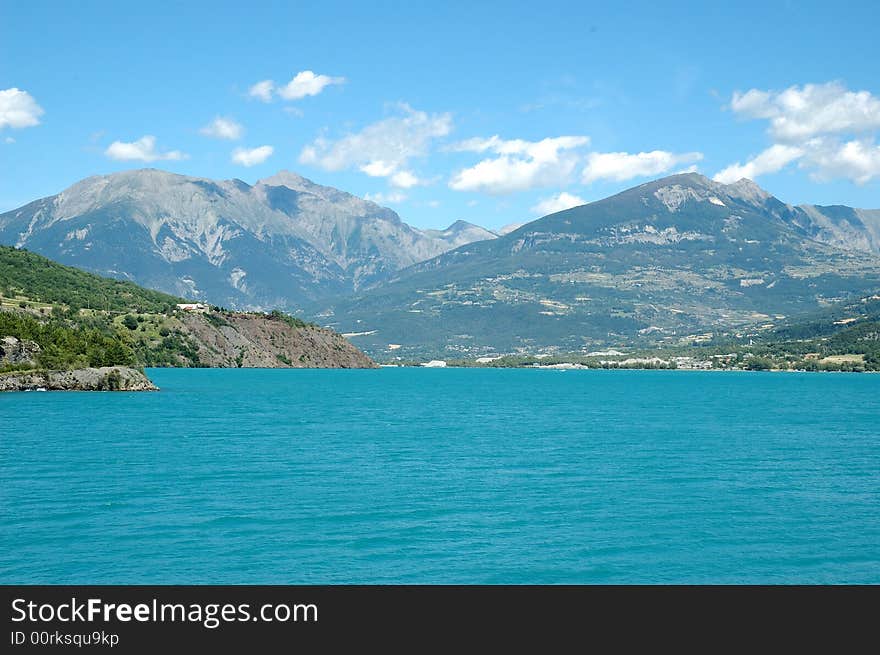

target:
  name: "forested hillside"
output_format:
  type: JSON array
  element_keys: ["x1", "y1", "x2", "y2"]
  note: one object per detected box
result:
[
  {"x1": 0, "y1": 245, "x2": 183, "y2": 313},
  {"x1": 0, "y1": 246, "x2": 374, "y2": 372}
]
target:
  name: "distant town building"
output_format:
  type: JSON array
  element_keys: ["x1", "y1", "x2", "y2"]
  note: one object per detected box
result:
[
  {"x1": 672, "y1": 356, "x2": 713, "y2": 370},
  {"x1": 176, "y1": 303, "x2": 210, "y2": 313}
]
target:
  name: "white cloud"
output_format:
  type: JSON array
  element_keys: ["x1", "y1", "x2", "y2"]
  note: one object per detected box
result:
[
  {"x1": 449, "y1": 135, "x2": 589, "y2": 157},
  {"x1": 531, "y1": 191, "x2": 587, "y2": 216},
  {"x1": 299, "y1": 104, "x2": 450, "y2": 185},
  {"x1": 0, "y1": 88, "x2": 44, "y2": 129},
  {"x1": 803, "y1": 138, "x2": 880, "y2": 185},
  {"x1": 278, "y1": 71, "x2": 345, "y2": 100},
  {"x1": 231, "y1": 145, "x2": 274, "y2": 167},
  {"x1": 360, "y1": 160, "x2": 396, "y2": 177},
  {"x1": 364, "y1": 190, "x2": 407, "y2": 205},
  {"x1": 249, "y1": 80, "x2": 275, "y2": 102},
  {"x1": 105, "y1": 135, "x2": 187, "y2": 162},
  {"x1": 249, "y1": 71, "x2": 344, "y2": 103},
  {"x1": 728, "y1": 89, "x2": 774, "y2": 118},
  {"x1": 719, "y1": 82, "x2": 880, "y2": 185},
  {"x1": 448, "y1": 135, "x2": 590, "y2": 194},
  {"x1": 4, "y1": 136, "x2": 14, "y2": 144},
  {"x1": 447, "y1": 135, "x2": 508, "y2": 153},
  {"x1": 731, "y1": 82, "x2": 880, "y2": 143},
  {"x1": 389, "y1": 170, "x2": 422, "y2": 188},
  {"x1": 713, "y1": 144, "x2": 803, "y2": 184},
  {"x1": 200, "y1": 117, "x2": 243, "y2": 140},
  {"x1": 582, "y1": 150, "x2": 703, "y2": 183}
]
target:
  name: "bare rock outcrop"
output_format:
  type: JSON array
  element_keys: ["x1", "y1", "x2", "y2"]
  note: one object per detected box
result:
[
  {"x1": 0, "y1": 336, "x2": 41, "y2": 366},
  {"x1": 0, "y1": 366, "x2": 158, "y2": 392},
  {"x1": 178, "y1": 312, "x2": 377, "y2": 368}
]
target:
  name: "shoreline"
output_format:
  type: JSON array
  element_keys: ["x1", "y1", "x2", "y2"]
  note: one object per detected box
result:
[{"x1": 373, "y1": 363, "x2": 879, "y2": 373}]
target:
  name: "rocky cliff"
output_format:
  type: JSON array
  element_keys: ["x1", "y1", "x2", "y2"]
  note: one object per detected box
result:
[
  {"x1": 0, "y1": 366, "x2": 158, "y2": 392},
  {"x1": 175, "y1": 312, "x2": 377, "y2": 368},
  {"x1": 0, "y1": 336, "x2": 41, "y2": 365}
]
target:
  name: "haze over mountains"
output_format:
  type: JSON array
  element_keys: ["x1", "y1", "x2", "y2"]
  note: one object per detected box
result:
[{"x1": 2, "y1": 169, "x2": 879, "y2": 357}]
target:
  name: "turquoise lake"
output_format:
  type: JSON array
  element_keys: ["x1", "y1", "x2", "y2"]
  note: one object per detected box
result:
[{"x1": 1, "y1": 368, "x2": 879, "y2": 584}]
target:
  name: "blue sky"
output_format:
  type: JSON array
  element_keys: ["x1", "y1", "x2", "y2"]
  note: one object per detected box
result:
[{"x1": 1, "y1": 0, "x2": 879, "y2": 230}]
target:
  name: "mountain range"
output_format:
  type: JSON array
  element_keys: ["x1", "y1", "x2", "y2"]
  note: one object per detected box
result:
[
  {"x1": 0, "y1": 169, "x2": 496, "y2": 310},
  {"x1": 325, "y1": 173, "x2": 880, "y2": 356},
  {"x1": 2, "y1": 169, "x2": 879, "y2": 358}
]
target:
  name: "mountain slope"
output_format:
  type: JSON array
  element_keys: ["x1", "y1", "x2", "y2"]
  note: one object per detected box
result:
[
  {"x1": 789, "y1": 204, "x2": 880, "y2": 254},
  {"x1": 0, "y1": 169, "x2": 495, "y2": 311},
  {"x1": 325, "y1": 174, "x2": 880, "y2": 358},
  {"x1": 0, "y1": 245, "x2": 375, "y2": 369},
  {"x1": 771, "y1": 292, "x2": 880, "y2": 341},
  {"x1": 0, "y1": 241, "x2": 184, "y2": 313}
]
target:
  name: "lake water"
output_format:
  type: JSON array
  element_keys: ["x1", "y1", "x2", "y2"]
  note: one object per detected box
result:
[{"x1": 1, "y1": 368, "x2": 878, "y2": 584}]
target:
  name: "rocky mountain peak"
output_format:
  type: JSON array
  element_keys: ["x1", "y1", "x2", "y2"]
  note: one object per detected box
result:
[
  {"x1": 637, "y1": 173, "x2": 773, "y2": 213},
  {"x1": 446, "y1": 219, "x2": 483, "y2": 232},
  {"x1": 256, "y1": 170, "x2": 315, "y2": 193},
  {"x1": 724, "y1": 177, "x2": 772, "y2": 204},
  {"x1": 422, "y1": 220, "x2": 499, "y2": 248}
]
